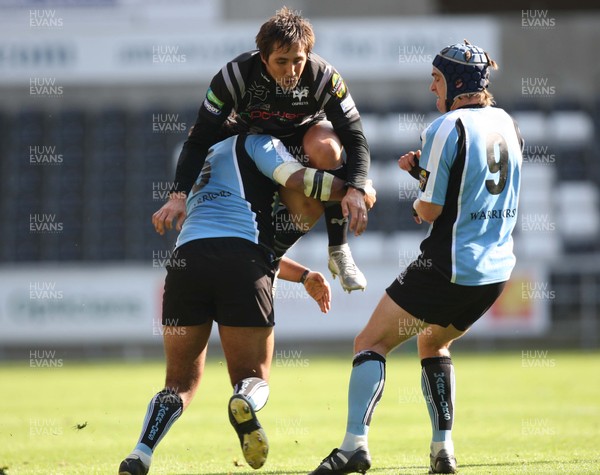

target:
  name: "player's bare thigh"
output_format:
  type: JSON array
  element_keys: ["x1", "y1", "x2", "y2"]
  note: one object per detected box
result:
[
  {"x1": 163, "y1": 321, "x2": 213, "y2": 409},
  {"x1": 218, "y1": 325, "x2": 274, "y2": 386},
  {"x1": 354, "y1": 293, "x2": 469, "y2": 358}
]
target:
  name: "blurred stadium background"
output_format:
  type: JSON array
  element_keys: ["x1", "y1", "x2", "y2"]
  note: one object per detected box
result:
[{"x1": 1, "y1": 0, "x2": 599, "y2": 361}]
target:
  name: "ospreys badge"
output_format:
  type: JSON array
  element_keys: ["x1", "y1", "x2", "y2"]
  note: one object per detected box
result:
[{"x1": 292, "y1": 87, "x2": 309, "y2": 101}]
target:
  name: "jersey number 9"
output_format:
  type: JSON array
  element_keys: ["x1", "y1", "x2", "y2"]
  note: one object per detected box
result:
[{"x1": 485, "y1": 132, "x2": 508, "y2": 195}]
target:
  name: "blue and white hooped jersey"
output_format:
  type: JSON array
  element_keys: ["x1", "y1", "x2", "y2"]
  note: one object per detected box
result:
[
  {"x1": 418, "y1": 106, "x2": 523, "y2": 285},
  {"x1": 176, "y1": 134, "x2": 296, "y2": 251}
]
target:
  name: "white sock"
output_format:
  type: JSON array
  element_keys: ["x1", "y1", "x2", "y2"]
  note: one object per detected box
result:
[
  {"x1": 234, "y1": 377, "x2": 270, "y2": 412},
  {"x1": 130, "y1": 448, "x2": 152, "y2": 467},
  {"x1": 431, "y1": 440, "x2": 454, "y2": 456},
  {"x1": 339, "y1": 432, "x2": 369, "y2": 452}
]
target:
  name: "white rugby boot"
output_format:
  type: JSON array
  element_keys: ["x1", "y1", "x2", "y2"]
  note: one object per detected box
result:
[{"x1": 328, "y1": 243, "x2": 367, "y2": 292}]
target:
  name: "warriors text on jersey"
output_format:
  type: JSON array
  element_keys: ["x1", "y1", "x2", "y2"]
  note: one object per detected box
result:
[
  {"x1": 417, "y1": 106, "x2": 523, "y2": 285},
  {"x1": 176, "y1": 134, "x2": 297, "y2": 254}
]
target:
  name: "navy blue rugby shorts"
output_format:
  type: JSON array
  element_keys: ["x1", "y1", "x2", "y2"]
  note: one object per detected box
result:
[
  {"x1": 162, "y1": 238, "x2": 277, "y2": 327},
  {"x1": 385, "y1": 260, "x2": 506, "y2": 331}
]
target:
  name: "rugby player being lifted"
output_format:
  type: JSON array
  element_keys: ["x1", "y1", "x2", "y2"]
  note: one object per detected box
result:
[{"x1": 152, "y1": 7, "x2": 373, "y2": 292}]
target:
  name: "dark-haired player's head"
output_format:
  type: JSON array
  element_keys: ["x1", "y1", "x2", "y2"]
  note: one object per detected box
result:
[{"x1": 256, "y1": 6, "x2": 315, "y2": 89}]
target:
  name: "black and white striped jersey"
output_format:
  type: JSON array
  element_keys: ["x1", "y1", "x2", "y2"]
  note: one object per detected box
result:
[
  {"x1": 200, "y1": 50, "x2": 360, "y2": 137},
  {"x1": 174, "y1": 50, "x2": 370, "y2": 194}
]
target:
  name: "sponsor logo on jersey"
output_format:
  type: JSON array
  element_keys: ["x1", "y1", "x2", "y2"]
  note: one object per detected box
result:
[
  {"x1": 330, "y1": 72, "x2": 346, "y2": 98},
  {"x1": 340, "y1": 95, "x2": 355, "y2": 114},
  {"x1": 239, "y1": 110, "x2": 307, "y2": 122},
  {"x1": 206, "y1": 87, "x2": 224, "y2": 108},
  {"x1": 203, "y1": 98, "x2": 221, "y2": 115}
]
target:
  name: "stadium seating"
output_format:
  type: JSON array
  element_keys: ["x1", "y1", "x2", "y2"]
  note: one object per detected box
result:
[{"x1": 0, "y1": 103, "x2": 598, "y2": 262}]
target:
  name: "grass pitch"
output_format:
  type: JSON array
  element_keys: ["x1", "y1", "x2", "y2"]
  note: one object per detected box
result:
[{"x1": 1, "y1": 350, "x2": 599, "y2": 474}]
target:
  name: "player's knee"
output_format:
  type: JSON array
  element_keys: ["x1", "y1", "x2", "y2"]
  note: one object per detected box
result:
[
  {"x1": 417, "y1": 331, "x2": 453, "y2": 359},
  {"x1": 304, "y1": 138, "x2": 342, "y2": 169},
  {"x1": 354, "y1": 327, "x2": 397, "y2": 355},
  {"x1": 354, "y1": 332, "x2": 379, "y2": 354}
]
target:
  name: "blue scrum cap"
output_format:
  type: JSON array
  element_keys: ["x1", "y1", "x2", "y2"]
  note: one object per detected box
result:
[{"x1": 432, "y1": 40, "x2": 494, "y2": 109}]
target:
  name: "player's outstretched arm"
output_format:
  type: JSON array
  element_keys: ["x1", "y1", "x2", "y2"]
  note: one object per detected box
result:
[
  {"x1": 278, "y1": 256, "x2": 331, "y2": 314},
  {"x1": 152, "y1": 88, "x2": 229, "y2": 235}
]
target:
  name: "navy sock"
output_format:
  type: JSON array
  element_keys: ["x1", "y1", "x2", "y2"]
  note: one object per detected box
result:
[
  {"x1": 324, "y1": 164, "x2": 349, "y2": 247},
  {"x1": 421, "y1": 357, "x2": 455, "y2": 444},
  {"x1": 324, "y1": 202, "x2": 348, "y2": 247},
  {"x1": 135, "y1": 388, "x2": 183, "y2": 454}
]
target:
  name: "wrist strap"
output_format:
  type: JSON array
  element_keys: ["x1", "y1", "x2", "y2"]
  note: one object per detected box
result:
[{"x1": 300, "y1": 269, "x2": 310, "y2": 284}]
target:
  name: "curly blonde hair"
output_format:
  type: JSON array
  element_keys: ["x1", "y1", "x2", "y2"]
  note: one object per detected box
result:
[{"x1": 454, "y1": 89, "x2": 497, "y2": 107}]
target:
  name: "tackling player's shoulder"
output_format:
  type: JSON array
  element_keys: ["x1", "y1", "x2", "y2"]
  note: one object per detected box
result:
[
  {"x1": 307, "y1": 52, "x2": 333, "y2": 70},
  {"x1": 215, "y1": 50, "x2": 263, "y2": 99},
  {"x1": 230, "y1": 49, "x2": 261, "y2": 64},
  {"x1": 305, "y1": 51, "x2": 336, "y2": 81},
  {"x1": 228, "y1": 50, "x2": 261, "y2": 71}
]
